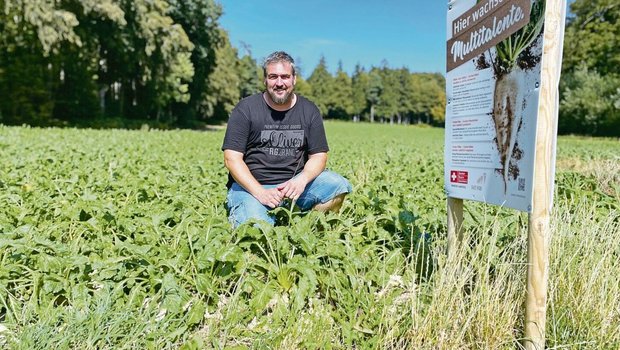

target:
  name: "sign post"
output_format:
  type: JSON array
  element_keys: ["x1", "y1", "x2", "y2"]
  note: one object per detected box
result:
[
  {"x1": 444, "y1": 0, "x2": 566, "y2": 348},
  {"x1": 446, "y1": 197, "x2": 463, "y2": 259},
  {"x1": 524, "y1": 0, "x2": 565, "y2": 348}
]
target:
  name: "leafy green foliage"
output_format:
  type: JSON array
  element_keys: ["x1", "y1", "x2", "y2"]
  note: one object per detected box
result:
[
  {"x1": 0, "y1": 0, "x2": 219, "y2": 127},
  {"x1": 351, "y1": 64, "x2": 370, "y2": 119},
  {"x1": 563, "y1": 0, "x2": 620, "y2": 76},
  {"x1": 493, "y1": 0, "x2": 545, "y2": 75},
  {"x1": 201, "y1": 30, "x2": 241, "y2": 122},
  {"x1": 0, "y1": 124, "x2": 443, "y2": 348},
  {"x1": 1, "y1": 123, "x2": 618, "y2": 348},
  {"x1": 0, "y1": 1, "x2": 448, "y2": 129},
  {"x1": 410, "y1": 73, "x2": 446, "y2": 124},
  {"x1": 237, "y1": 54, "x2": 262, "y2": 98},
  {"x1": 559, "y1": 65, "x2": 620, "y2": 136},
  {"x1": 330, "y1": 63, "x2": 354, "y2": 119},
  {"x1": 307, "y1": 56, "x2": 336, "y2": 117},
  {"x1": 167, "y1": 0, "x2": 223, "y2": 125},
  {"x1": 1, "y1": 0, "x2": 619, "y2": 136},
  {"x1": 375, "y1": 66, "x2": 400, "y2": 123},
  {"x1": 560, "y1": 0, "x2": 620, "y2": 136},
  {"x1": 303, "y1": 60, "x2": 446, "y2": 125},
  {"x1": 293, "y1": 75, "x2": 313, "y2": 99}
]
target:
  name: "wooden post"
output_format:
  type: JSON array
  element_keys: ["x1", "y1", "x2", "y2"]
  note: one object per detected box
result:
[
  {"x1": 524, "y1": 0, "x2": 566, "y2": 349},
  {"x1": 447, "y1": 196, "x2": 463, "y2": 258}
]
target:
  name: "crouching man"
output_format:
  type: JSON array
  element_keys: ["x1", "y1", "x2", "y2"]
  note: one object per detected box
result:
[{"x1": 222, "y1": 51, "x2": 351, "y2": 228}]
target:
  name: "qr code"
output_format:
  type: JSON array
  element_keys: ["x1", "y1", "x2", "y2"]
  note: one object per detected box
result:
[{"x1": 518, "y1": 178, "x2": 525, "y2": 191}]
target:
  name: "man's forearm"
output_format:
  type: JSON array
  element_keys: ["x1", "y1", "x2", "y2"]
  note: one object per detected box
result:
[
  {"x1": 224, "y1": 152, "x2": 263, "y2": 197},
  {"x1": 224, "y1": 151, "x2": 285, "y2": 208},
  {"x1": 298, "y1": 153, "x2": 327, "y2": 183},
  {"x1": 228, "y1": 162, "x2": 263, "y2": 196}
]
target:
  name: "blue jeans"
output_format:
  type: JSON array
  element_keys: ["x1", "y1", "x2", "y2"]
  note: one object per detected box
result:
[{"x1": 226, "y1": 170, "x2": 352, "y2": 228}]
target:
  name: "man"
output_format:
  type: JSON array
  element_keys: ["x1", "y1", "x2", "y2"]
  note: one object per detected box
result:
[{"x1": 222, "y1": 51, "x2": 351, "y2": 227}]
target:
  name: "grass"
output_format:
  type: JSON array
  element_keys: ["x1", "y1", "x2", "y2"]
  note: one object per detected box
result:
[{"x1": 0, "y1": 122, "x2": 618, "y2": 349}]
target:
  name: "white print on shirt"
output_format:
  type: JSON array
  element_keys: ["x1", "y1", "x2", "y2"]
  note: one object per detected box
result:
[{"x1": 260, "y1": 128, "x2": 304, "y2": 157}]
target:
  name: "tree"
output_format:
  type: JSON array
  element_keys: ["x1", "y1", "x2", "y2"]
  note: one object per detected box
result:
[
  {"x1": 238, "y1": 53, "x2": 262, "y2": 98},
  {"x1": 366, "y1": 67, "x2": 383, "y2": 123},
  {"x1": 395, "y1": 67, "x2": 414, "y2": 124},
  {"x1": 0, "y1": 0, "x2": 83, "y2": 125},
  {"x1": 201, "y1": 30, "x2": 240, "y2": 121},
  {"x1": 563, "y1": 0, "x2": 619, "y2": 76},
  {"x1": 559, "y1": 65, "x2": 620, "y2": 136},
  {"x1": 307, "y1": 56, "x2": 335, "y2": 117},
  {"x1": 131, "y1": 0, "x2": 195, "y2": 121},
  {"x1": 168, "y1": 0, "x2": 222, "y2": 124},
  {"x1": 64, "y1": 0, "x2": 129, "y2": 122},
  {"x1": 0, "y1": 44, "x2": 55, "y2": 125},
  {"x1": 409, "y1": 73, "x2": 445, "y2": 125},
  {"x1": 351, "y1": 64, "x2": 369, "y2": 121},
  {"x1": 429, "y1": 92, "x2": 447, "y2": 125},
  {"x1": 330, "y1": 62, "x2": 353, "y2": 119},
  {"x1": 376, "y1": 66, "x2": 399, "y2": 124},
  {"x1": 0, "y1": 0, "x2": 199, "y2": 126},
  {"x1": 559, "y1": 0, "x2": 620, "y2": 135},
  {"x1": 294, "y1": 75, "x2": 313, "y2": 98}
]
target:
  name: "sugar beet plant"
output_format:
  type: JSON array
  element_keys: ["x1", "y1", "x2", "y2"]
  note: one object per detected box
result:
[
  {"x1": 0, "y1": 124, "x2": 438, "y2": 349},
  {"x1": 0, "y1": 123, "x2": 618, "y2": 349}
]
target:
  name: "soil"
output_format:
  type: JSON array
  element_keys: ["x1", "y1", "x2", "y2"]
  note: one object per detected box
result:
[
  {"x1": 517, "y1": 32, "x2": 544, "y2": 71},
  {"x1": 509, "y1": 142, "x2": 523, "y2": 180},
  {"x1": 474, "y1": 54, "x2": 491, "y2": 70}
]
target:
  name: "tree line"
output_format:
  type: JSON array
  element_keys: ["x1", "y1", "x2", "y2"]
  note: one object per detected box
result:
[
  {"x1": 0, "y1": 0, "x2": 617, "y2": 135},
  {"x1": 559, "y1": 0, "x2": 620, "y2": 136}
]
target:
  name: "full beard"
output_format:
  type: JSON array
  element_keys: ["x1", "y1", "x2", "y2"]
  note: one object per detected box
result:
[{"x1": 268, "y1": 88, "x2": 294, "y2": 105}]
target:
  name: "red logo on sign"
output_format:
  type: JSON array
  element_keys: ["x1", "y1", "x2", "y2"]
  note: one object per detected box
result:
[{"x1": 450, "y1": 170, "x2": 469, "y2": 184}]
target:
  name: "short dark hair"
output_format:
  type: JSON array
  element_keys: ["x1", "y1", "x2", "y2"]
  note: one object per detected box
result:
[{"x1": 262, "y1": 51, "x2": 296, "y2": 77}]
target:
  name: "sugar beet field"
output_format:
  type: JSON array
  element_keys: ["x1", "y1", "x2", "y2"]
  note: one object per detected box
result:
[{"x1": 1, "y1": 122, "x2": 619, "y2": 349}]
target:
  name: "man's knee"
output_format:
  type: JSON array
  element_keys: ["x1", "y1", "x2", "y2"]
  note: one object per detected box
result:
[
  {"x1": 228, "y1": 197, "x2": 274, "y2": 228},
  {"x1": 313, "y1": 193, "x2": 347, "y2": 212}
]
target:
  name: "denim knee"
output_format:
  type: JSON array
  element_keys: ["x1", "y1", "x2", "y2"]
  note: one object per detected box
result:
[
  {"x1": 296, "y1": 170, "x2": 351, "y2": 210},
  {"x1": 227, "y1": 184, "x2": 275, "y2": 228}
]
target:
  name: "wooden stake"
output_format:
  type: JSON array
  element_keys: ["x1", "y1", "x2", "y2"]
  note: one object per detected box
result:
[
  {"x1": 447, "y1": 196, "x2": 463, "y2": 259},
  {"x1": 524, "y1": 0, "x2": 566, "y2": 348}
]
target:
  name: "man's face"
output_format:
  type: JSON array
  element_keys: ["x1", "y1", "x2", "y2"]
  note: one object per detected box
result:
[{"x1": 264, "y1": 61, "x2": 296, "y2": 105}]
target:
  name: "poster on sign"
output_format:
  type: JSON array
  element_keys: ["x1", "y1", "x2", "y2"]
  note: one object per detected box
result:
[{"x1": 444, "y1": 0, "x2": 548, "y2": 212}]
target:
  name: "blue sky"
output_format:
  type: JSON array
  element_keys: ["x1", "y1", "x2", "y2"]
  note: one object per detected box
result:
[{"x1": 217, "y1": 1, "x2": 447, "y2": 78}]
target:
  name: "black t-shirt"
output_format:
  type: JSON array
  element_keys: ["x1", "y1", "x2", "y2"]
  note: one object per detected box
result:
[{"x1": 222, "y1": 93, "x2": 329, "y2": 188}]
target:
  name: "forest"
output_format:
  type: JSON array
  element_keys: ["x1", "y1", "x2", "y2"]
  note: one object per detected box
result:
[{"x1": 0, "y1": 0, "x2": 618, "y2": 136}]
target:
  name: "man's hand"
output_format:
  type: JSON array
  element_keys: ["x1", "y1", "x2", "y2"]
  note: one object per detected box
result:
[
  {"x1": 277, "y1": 174, "x2": 309, "y2": 202},
  {"x1": 225, "y1": 149, "x2": 284, "y2": 208},
  {"x1": 255, "y1": 187, "x2": 285, "y2": 209}
]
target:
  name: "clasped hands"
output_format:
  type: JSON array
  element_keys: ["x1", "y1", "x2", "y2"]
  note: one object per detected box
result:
[{"x1": 255, "y1": 176, "x2": 307, "y2": 209}]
